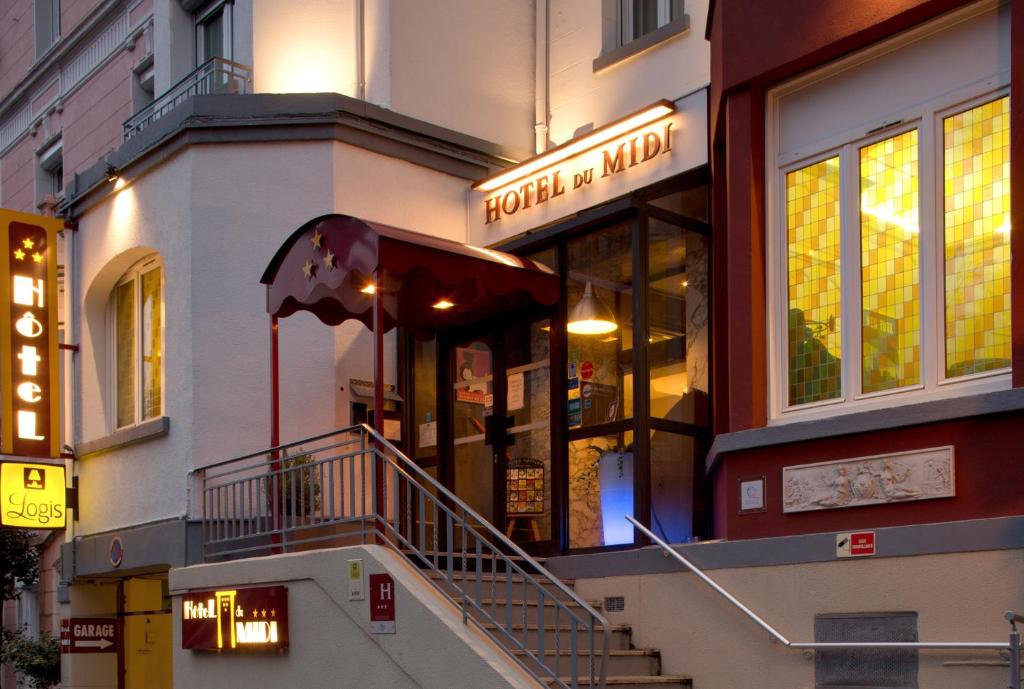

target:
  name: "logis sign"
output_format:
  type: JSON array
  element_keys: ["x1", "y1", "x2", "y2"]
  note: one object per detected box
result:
[
  {"x1": 0, "y1": 209, "x2": 62, "y2": 458},
  {"x1": 181, "y1": 586, "x2": 289, "y2": 651},
  {"x1": 1, "y1": 461, "x2": 66, "y2": 529}
]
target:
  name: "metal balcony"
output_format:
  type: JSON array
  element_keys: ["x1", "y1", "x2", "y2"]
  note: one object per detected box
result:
[{"x1": 122, "y1": 57, "x2": 252, "y2": 141}]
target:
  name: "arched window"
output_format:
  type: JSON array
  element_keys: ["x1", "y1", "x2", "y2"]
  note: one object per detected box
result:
[{"x1": 113, "y1": 255, "x2": 163, "y2": 429}]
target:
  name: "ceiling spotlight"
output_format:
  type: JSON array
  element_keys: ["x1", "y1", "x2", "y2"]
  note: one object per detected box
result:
[
  {"x1": 105, "y1": 165, "x2": 119, "y2": 183},
  {"x1": 360, "y1": 284, "x2": 376, "y2": 295},
  {"x1": 432, "y1": 299, "x2": 455, "y2": 310}
]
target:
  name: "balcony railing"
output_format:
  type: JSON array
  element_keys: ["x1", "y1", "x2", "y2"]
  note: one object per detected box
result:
[
  {"x1": 192, "y1": 424, "x2": 610, "y2": 689},
  {"x1": 123, "y1": 57, "x2": 252, "y2": 141}
]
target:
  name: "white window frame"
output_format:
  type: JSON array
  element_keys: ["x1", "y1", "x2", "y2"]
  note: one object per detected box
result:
[
  {"x1": 765, "y1": 9, "x2": 1011, "y2": 423},
  {"x1": 620, "y1": 0, "x2": 678, "y2": 46},
  {"x1": 194, "y1": 0, "x2": 233, "y2": 65},
  {"x1": 110, "y1": 255, "x2": 164, "y2": 430}
]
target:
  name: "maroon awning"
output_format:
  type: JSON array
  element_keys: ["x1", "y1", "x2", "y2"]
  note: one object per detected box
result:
[{"x1": 260, "y1": 214, "x2": 559, "y2": 332}]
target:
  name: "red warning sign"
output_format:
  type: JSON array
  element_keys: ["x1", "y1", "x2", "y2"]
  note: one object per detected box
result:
[
  {"x1": 579, "y1": 361, "x2": 594, "y2": 380},
  {"x1": 836, "y1": 531, "x2": 876, "y2": 558}
]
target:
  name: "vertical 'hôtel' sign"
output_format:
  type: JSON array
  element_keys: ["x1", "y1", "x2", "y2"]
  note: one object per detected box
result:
[
  {"x1": 182, "y1": 586, "x2": 289, "y2": 651},
  {"x1": 0, "y1": 209, "x2": 62, "y2": 458}
]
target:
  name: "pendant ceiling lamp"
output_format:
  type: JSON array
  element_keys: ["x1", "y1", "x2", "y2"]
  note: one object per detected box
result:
[{"x1": 567, "y1": 281, "x2": 617, "y2": 335}]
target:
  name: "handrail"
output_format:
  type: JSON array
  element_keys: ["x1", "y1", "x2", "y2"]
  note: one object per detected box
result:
[
  {"x1": 361, "y1": 424, "x2": 600, "y2": 617},
  {"x1": 626, "y1": 515, "x2": 1011, "y2": 651},
  {"x1": 195, "y1": 424, "x2": 610, "y2": 689}
]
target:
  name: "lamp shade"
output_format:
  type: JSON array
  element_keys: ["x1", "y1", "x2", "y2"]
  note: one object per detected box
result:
[{"x1": 567, "y1": 281, "x2": 618, "y2": 335}]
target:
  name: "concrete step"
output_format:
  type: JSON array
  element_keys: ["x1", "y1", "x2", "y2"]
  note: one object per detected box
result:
[
  {"x1": 512, "y1": 649, "x2": 661, "y2": 677},
  {"x1": 544, "y1": 676, "x2": 692, "y2": 688},
  {"x1": 482, "y1": 623, "x2": 632, "y2": 651}
]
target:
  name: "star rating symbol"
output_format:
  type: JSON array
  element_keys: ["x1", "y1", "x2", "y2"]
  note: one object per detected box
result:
[
  {"x1": 323, "y1": 249, "x2": 335, "y2": 271},
  {"x1": 22, "y1": 238, "x2": 34, "y2": 249},
  {"x1": 311, "y1": 230, "x2": 323, "y2": 250},
  {"x1": 13, "y1": 249, "x2": 25, "y2": 260},
  {"x1": 270, "y1": 609, "x2": 276, "y2": 618},
  {"x1": 32, "y1": 252, "x2": 42, "y2": 263},
  {"x1": 301, "y1": 259, "x2": 317, "y2": 280},
  {"x1": 261, "y1": 609, "x2": 268, "y2": 618}
]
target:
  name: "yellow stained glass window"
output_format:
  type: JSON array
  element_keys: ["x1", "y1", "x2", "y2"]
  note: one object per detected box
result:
[
  {"x1": 943, "y1": 96, "x2": 1011, "y2": 378},
  {"x1": 786, "y1": 157, "x2": 841, "y2": 405},
  {"x1": 860, "y1": 130, "x2": 920, "y2": 393}
]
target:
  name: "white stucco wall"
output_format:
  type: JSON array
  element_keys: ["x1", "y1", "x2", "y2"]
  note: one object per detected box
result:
[
  {"x1": 76, "y1": 152, "x2": 195, "y2": 535},
  {"x1": 548, "y1": 0, "x2": 711, "y2": 145},
  {"x1": 389, "y1": 0, "x2": 536, "y2": 155},
  {"x1": 72, "y1": 138, "x2": 471, "y2": 535},
  {"x1": 573, "y1": 549, "x2": 1024, "y2": 689},
  {"x1": 170, "y1": 545, "x2": 541, "y2": 689}
]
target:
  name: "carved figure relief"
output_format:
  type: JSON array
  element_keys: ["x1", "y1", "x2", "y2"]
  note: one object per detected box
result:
[{"x1": 782, "y1": 447, "x2": 954, "y2": 513}]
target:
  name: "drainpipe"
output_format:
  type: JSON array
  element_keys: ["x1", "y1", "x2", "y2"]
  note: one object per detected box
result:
[
  {"x1": 61, "y1": 215, "x2": 77, "y2": 542},
  {"x1": 534, "y1": 0, "x2": 549, "y2": 153},
  {"x1": 356, "y1": 0, "x2": 366, "y2": 100}
]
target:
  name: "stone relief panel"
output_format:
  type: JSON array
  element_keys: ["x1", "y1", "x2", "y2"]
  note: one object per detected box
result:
[{"x1": 782, "y1": 446, "x2": 954, "y2": 513}]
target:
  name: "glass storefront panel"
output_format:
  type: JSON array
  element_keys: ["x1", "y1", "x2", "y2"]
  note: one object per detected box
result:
[
  {"x1": 650, "y1": 431, "x2": 696, "y2": 545},
  {"x1": 566, "y1": 223, "x2": 633, "y2": 429},
  {"x1": 569, "y1": 431, "x2": 634, "y2": 548},
  {"x1": 943, "y1": 95, "x2": 1011, "y2": 377},
  {"x1": 648, "y1": 218, "x2": 708, "y2": 424},
  {"x1": 860, "y1": 129, "x2": 921, "y2": 392},
  {"x1": 504, "y1": 318, "x2": 552, "y2": 542}
]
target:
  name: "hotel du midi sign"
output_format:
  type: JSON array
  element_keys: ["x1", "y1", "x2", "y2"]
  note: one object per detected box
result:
[
  {"x1": 181, "y1": 586, "x2": 289, "y2": 651},
  {"x1": 475, "y1": 101, "x2": 677, "y2": 225}
]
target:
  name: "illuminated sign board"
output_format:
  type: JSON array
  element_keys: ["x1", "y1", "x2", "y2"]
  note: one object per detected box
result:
[
  {"x1": 181, "y1": 586, "x2": 289, "y2": 651},
  {"x1": 0, "y1": 209, "x2": 62, "y2": 458},
  {"x1": 0, "y1": 461, "x2": 66, "y2": 528},
  {"x1": 474, "y1": 101, "x2": 676, "y2": 225}
]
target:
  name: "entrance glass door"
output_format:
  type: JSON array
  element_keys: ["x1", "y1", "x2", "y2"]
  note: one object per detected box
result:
[
  {"x1": 452, "y1": 337, "x2": 496, "y2": 524},
  {"x1": 449, "y1": 316, "x2": 553, "y2": 550}
]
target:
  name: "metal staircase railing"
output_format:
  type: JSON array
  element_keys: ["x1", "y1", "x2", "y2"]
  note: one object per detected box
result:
[{"x1": 193, "y1": 424, "x2": 609, "y2": 689}]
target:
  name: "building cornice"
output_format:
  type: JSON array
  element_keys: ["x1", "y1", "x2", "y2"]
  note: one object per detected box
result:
[{"x1": 64, "y1": 92, "x2": 526, "y2": 217}]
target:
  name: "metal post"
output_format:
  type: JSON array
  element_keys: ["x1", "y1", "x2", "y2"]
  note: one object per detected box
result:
[
  {"x1": 269, "y1": 315, "x2": 282, "y2": 554},
  {"x1": 1006, "y1": 612, "x2": 1022, "y2": 689},
  {"x1": 372, "y1": 273, "x2": 385, "y2": 542}
]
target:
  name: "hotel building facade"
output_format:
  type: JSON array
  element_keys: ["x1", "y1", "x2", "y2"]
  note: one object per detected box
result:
[{"x1": 0, "y1": 0, "x2": 1020, "y2": 688}]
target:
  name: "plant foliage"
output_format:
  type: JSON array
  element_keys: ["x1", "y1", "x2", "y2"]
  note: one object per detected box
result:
[{"x1": 1, "y1": 626, "x2": 61, "y2": 689}]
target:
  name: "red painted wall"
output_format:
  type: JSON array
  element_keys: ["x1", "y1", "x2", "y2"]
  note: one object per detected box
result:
[
  {"x1": 707, "y1": 0, "x2": 1024, "y2": 539},
  {"x1": 718, "y1": 414, "x2": 1024, "y2": 540}
]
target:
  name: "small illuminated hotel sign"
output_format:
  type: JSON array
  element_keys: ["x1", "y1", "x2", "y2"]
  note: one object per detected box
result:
[
  {"x1": 0, "y1": 209, "x2": 62, "y2": 458},
  {"x1": 0, "y1": 461, "x2": 66, "y2": 528},
  {"x1": 181, "y1": 586, "x2": 289, "y2": 651},
  {"x1": 474, "y1": 101, "x2": 676, "y2": 224}
]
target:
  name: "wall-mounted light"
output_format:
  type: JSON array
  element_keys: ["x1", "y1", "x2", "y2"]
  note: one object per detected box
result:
[
  {"x1": 432, "y1": 299, "x2": 455, "y2": 310},
  {"x1": 105, "y1": 165, "x2": 119, "y2": 183},
  {"x1": 360, "y1": 284, "x2": 376, "y2": 295},
  {"x1": 472, "y1": 100, "x2": 676, "y2": 193},
  {"x1": 567, "y1": 282, "x2": 617, "y2": 335}
]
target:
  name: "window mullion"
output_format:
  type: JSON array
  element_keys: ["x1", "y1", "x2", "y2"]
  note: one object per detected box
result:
[
  {"x1": 918, "y1": 113, "x2": 940, "y2": 390},
  {"x1": 840, "y1": 144, "x2": 860, "y2": 401},
  {"x1": 135, "y1": 273, "x2": 143, "y2": 426}
]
